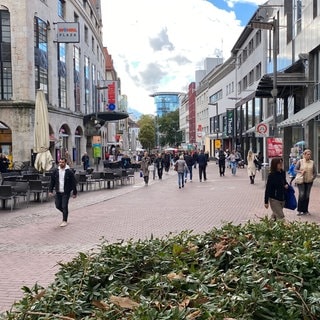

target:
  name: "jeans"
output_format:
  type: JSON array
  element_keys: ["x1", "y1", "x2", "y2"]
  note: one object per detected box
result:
[
  {"x1": 178, "y1": 172, "x2": 184, "y2": 187},
  {"x1": 297, "y1": 182, "x2": 313, "y2": 213},
  {"x1": 230, "y1": 161, "x2": 237, "y2": 175},
  {"x1": 55, "y1": 192, "x2": 71, "y2": 222}
]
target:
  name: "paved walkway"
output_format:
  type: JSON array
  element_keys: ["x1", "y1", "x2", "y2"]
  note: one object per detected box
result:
[{"x1": 1, "y1": 163, "x2": 319, "y2": 313}]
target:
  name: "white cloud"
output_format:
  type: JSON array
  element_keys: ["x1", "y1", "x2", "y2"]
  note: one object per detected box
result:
[{"x1": 100, "y1": 0, "x2": 255, "y2": 115}]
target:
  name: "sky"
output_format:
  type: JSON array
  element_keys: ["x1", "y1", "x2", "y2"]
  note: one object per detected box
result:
[{"x1": 100, "y1": 0, "x2": 266, "y2": 116}]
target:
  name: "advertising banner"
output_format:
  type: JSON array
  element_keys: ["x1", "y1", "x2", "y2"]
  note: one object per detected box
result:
[
  {"x1": 267, "y1": 137, "x2": 283, "y2": 157},
  {"x1": 226, "y1": 109, "x2": 234, "y2": 136}
]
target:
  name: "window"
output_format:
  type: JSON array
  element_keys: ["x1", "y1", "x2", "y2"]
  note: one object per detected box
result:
[
  {"x1": 243, "y1": 76, "x2": 248, "y2": 90},
  {"x1": 313, "y1": 0, "x2": 318, "y2": 19},
  {"x1": 293, "y1": 0, "x2": 302, "y2": 36},
  {"x1": 73, "y1": 46, "x2": 81, "y2": 112},
  {"x1": 58, "y1": 0, "x2": 65, "y2": 19},
  {"x1": 34, "y1": 17, "x2": 48, "y2": 94},
  {"x1": 84, "y1": 56, "x2": 90, "y2": 114},
  {"x1": 0, "y1": 10, "x2": 12, "y2": 100},
  {"x1": 255, "y1": 30, "x2": 261, "y2": 46},
  {"x1": 58, "y1": 43, "x2": 67, "y2": 108},
  {"x1": 84, "y1": 25, "x2": 88, "y2": 43},
  {"x1": 255, "y1": 63, "x2": 261, "y2": 81},
  {"x1": 249, "y1": 69, "x2": 254, "y2": 85}
]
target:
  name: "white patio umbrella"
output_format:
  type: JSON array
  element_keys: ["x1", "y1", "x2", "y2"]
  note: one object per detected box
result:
[{"x1": 33, "y1": 90, "x2": 53, "y2": 172}]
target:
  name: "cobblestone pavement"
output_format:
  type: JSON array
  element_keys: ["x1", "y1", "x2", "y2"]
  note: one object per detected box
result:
[{"x1": 1, "y1": 163, "x2": 319, "y2": 313}]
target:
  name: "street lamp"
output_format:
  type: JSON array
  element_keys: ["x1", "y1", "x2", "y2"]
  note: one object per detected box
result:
[{"x1": 251, "y1": 16, "x2": 278, "y2": 137}]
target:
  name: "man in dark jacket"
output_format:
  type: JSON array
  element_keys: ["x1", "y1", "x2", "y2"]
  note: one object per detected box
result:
[
  {"x1": 49, "y1": 157, "x2": 77, "y2": 227},
  {"x1": 197, "y1": 150, "x2": 208, "y2": 182}
]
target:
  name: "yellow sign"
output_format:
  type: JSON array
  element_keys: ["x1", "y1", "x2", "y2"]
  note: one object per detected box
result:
[{"x1": 215, "y1": 139, "x2": 221, "y2": 149}]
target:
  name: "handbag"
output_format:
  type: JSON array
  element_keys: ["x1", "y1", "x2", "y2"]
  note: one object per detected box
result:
[
  {"x1": 294, "y1": 159, "x2": 304, "y2": 184},
  {"x1": 284, "y1": 185, "x2": 297, "y2": 210},
  {"x1": 294, "y1": 173, "x2": 304, "y2": 184}
]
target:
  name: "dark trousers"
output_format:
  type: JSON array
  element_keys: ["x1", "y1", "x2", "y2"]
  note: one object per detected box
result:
[
  {"x1": 157, "y1": 167, "x2": 163, "y2": 179},
  {"x1": 144, "y1": 175, "x2": 149, "y2": 185},
  {"x1": 219, "y1": 161, "x2": 225, "y2": 176},
  {"x1": 55, "y1": 192, "x2": 71, "y2": 222},
  {"x1": 199, "y1": 165, "x2": 207, "y2": 181},
  {"x1": 297, "y1": 182, "x2": 313, "y2": 213}
]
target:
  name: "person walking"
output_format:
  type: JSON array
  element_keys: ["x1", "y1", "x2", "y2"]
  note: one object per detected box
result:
[
  {"x1": 295, "y1": 149, "x2": 317, "y2": 216},
  {"x1": 218, "y1": 149, "x2": 226, "y2": 176},
  {"x1": 154, "y1": 153, "x2": 164, "y2": 180},
  {"x1": 197, "y1": 149, "x2": 208, "y2": 182},
  {"x1": 247, "y1": 150, "x2": 257, "y2": 184},
  {"x1": 264, "y1": 157, "x2": 289, "y2": 220},
  {"x1": 175, "y1": 155, "x2": 188, "y2": 189},
  {"x1": 49, "y1": 157, "x2": 77, "y2": 227},
  {"x1": 287, "y1": 158, "x2": 297, "y2": 185},
  {"x1": 140, "y1": 151, "x2": 151, "y2": 185},
  {"x1": 184, "y1": 152, "x2": 194, "y2": 182},
  {"x1": 81, "y1": 152, "x2": 90, "y2": 171},
  {"x1": 164, "y1": 151, "x2": 171, "y2": 173},
  {"x1": 228, "y1": 150, "x2": 237, "y2": 175}
]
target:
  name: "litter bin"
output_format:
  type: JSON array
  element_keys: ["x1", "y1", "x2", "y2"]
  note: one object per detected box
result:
[{"x1": 261, "y1": 163, "x2": 269, "y2": 181}]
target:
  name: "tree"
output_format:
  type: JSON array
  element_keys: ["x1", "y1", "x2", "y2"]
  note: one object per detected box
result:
[
  {"x1": 138, "y1": 115, "x2": 156, "y2": 151},
  {"x1": 157, "y1": 110, "x2": 182, "y2": 147}
]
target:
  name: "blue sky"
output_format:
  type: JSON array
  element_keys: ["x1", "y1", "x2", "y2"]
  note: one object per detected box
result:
[
  {"x1": 209, "y1": 0, "x2": 258, "y2": 26},
  {"x1": 101, "y1": 0, "x2": 263, "y2": 115}
]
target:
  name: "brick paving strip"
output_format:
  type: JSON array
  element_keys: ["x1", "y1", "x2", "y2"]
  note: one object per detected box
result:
[{"x1": 0, "y1": 163, "x2": 319, "y2": 312}]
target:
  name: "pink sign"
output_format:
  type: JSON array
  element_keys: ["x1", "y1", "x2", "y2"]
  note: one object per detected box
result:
[{"x1": 267, "y1": 138, "x2": 283, "y2": 157}]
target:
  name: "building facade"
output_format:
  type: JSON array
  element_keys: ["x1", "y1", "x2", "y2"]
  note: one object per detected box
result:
[
  {"x1": 0, "y1": 0, "x2": 123, "y2": 168},
  {"x1": 190, "y1": 0, "x2": 320, "y2": 171}
]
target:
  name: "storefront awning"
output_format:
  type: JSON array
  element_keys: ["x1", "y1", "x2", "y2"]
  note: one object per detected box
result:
[
  {"x1": 255, "y1": 72, "x2": 312, "y2": 98},
  {"x1": 278, "y1": 101, "x2": 320, "y2": 127}
]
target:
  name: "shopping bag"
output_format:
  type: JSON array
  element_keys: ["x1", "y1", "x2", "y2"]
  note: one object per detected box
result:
[{"x1": 284, "y1": 185, "x2": 297, "y2": 210}]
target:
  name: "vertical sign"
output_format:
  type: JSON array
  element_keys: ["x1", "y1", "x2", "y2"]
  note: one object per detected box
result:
[
  {"x1": 226, "y1": 109, "x2": 234, "y2": 136},
  {"x1": 107, "y1": 82, "x2": 116, "y2": 111}
]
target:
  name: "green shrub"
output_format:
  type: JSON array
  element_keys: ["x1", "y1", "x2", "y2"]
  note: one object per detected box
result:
[{"x1": 2, "y1": 218, "x2": 320, "y2": 319}]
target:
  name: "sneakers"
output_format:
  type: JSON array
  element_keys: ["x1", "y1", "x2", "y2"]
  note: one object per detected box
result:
[{"x1": 60, "y1": 221, "x2": 68, "y2": 227}]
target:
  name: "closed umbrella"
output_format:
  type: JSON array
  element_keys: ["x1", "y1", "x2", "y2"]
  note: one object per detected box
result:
[{"x1": 33, "y1": 90, "x2": 53, "y2": 172}]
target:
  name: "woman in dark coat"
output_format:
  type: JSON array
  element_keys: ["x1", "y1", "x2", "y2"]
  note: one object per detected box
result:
[{"x1": 264, "y1": 157, "x2": 289, "y2": 220}]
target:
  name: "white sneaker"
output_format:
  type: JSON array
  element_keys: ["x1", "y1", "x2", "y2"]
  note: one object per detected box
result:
[{"x1": 60, "y1": 221, "x2": 68, "y2": 227}]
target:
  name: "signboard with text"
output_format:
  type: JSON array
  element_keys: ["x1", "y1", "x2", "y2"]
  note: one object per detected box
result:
[{"x1": 56, "y1": 22, "x2": 80, "y2": 43}]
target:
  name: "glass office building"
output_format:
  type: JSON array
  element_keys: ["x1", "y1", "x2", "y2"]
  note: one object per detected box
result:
[{"x1": 150, "y1": 92, "x2": 182, "y2": 117}]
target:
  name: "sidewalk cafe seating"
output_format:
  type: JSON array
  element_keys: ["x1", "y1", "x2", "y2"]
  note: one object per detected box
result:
[{"x1": 2, "y1": 180, "x2": 30, "y2": 208}]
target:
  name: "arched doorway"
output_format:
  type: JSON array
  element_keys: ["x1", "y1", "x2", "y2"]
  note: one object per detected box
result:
[
  {"x1": 57, "y1": 124, "x2": 71, "y2": 162},
  {"x1": 74, "y1": 126, "x2": 83, "y2": 166},
  {"x1": 0, "y1": 121, "x2": 12, "y2": 167}
]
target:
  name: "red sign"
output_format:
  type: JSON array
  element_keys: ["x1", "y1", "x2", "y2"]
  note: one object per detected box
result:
[
  {"x1": 267, "y1": 137, "x2": 283, "y2": 157},
  {"x1": 108, "y1": 82, "x2": 116, "y2": 104}
]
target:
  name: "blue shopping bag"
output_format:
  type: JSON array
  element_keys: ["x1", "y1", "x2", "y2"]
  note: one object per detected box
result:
[{"x1": 284, "y1": 185, "x2": 297, "y2": 210}]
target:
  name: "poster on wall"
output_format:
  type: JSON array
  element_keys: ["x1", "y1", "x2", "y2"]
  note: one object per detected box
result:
[{"x1": 267, "y1": 138, "x2": 283, "y2": 158}]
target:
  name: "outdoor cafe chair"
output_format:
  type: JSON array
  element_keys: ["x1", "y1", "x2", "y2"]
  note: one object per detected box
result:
[
  {"x1": 0, "y1": 185, "x2": 17, "y2": 211},
  {"x1": 14, "y1": 181, "x2": 30, "y2": 207},
  {"x1": 28, "y1": 180, "x2": 48, "y2": 203}
]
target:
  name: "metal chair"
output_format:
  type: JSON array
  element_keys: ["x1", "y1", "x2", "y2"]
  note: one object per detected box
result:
[
  {"x1": 14, "y1": 181, "x2": 30, "y2": 207},
  {"x1": 0, "y1": 185, "x2": 17, "y2": 211},
  {"x1": 28, "y1": 180, "x2": 47, "y2": 203}
]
